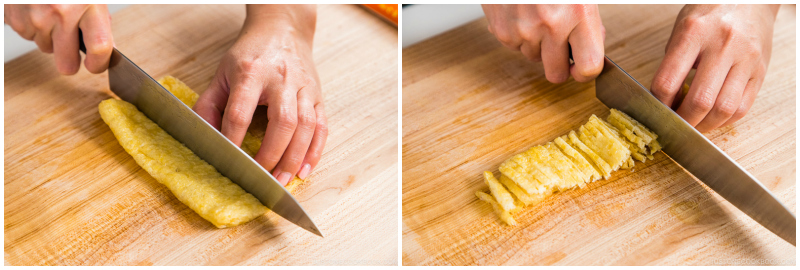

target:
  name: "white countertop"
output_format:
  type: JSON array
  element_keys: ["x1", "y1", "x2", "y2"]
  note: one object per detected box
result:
[
  {"x1": 4, "y1": 4, "x2": 129, "y2": 63},
  {"x1": 402, "y1": 4, "x2": 485, "y2": 48}
]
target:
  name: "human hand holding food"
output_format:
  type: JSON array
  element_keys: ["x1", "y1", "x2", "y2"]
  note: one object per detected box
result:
[
  {"x1": 651, "y1": 4, "x2": 779, "y2": 132},
  {"x1": 482, "y1": 4, "x2": 606, "y2": 83},
  {"x1": 193, "y1": 4, "x2": 327, "y2": 186},
  {"x1": 4, "y1": 4, "x2": 114, "y2": 74}
]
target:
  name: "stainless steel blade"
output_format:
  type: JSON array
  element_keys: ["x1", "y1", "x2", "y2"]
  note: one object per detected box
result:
[
  {"x1": 106, "y1": 49, "x2": 322, "y2": 237},
  {"x1": 595, "y1": 56, "x2": 795, "y2": 245}
]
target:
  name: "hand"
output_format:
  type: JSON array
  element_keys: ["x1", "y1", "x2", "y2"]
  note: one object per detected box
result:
[
  {"x1": 193, "y1": 4, "x2": 327, "y2": 186},
  {"x1": 651, "y1": 4, "x2": 779, "y2": 132},
  {"x1": 4, "y1": 4, "x2": 114, "y2": 74},
  {"x1": 482, "y1": 4, "x2": 606, "y2": 83}
]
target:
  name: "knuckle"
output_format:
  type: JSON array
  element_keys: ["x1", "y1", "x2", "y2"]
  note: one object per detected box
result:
[
  {"x1": 687, "y1": 91, "x2": 715, "y2": 114},
  {"x1": 304, "y1": 150, "x2": 322, "y2": 163},
  {"x1": 732, "y1": 101, "x2": 751, "y2": 119},
  {"x1": 714, "y1": 98, "x2": 738, "y2": 117},
  {"x1": 274, "y1": 107, "x2": 298, "y2": 132},
  {"x1": 720, "y1": 21, "x2": 736, "y2": 40},
  {"x1": 29, "y1": 14, "x2": 48, "y2": 30},
  {"x1": 50, "y1": 5, "x2": 71, "y2": 21},
  {"x1": 300, "y1": 74, "x2": 317, "y2": 89},
  {"x1": 652, "y1": 74, "x2": 682, "y2": 96},
  {"x1": 541, "y1": 20, "x2": 561, "y2": 37},
  {"x1": 744, "y1": 42, "x2": 763, "y2": 60},
  {"x1": 225, "y1": 107, "x2": 251, "y2": 129},
  {"x1": 297, "y1": 109, "x2": 315, "y2": 129},
  {"x1": 680, "y1": 16, "x2": 704, "y2": 34},
  {"x1": 571, "y1": 5, "x2": 596, "y2": 22},
  {"x1": 537, "y1": 9, "x2": 558, "y2": 27},
  {"x1": 50, "y1": 4, "x2": 68, "y2": 13},
  {"x1": 274, "y1": 58, "x2": 289, "y2": 76},
  {"x1": 234, "y1": 58, "x2": 260, "y2": 75},
  {"x1": 517, "y1": 28, "x2": 535, "y2": 43},
  {"x1": 315, "y1": 119, "x2": 329, "y2": 138},
  {"x1": 48, "y1": 4, "x2": 63, "y2": 13},
  {"x1": 533, "y1": 11, "x2": 562, "y2": 37},
  {"x1": 577, "y1": 4, "x2": 595, "y2": 16}
]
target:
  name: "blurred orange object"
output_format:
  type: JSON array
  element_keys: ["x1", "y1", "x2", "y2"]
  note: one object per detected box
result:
[{"x1": 361, "y1": 4, "x2": 398, "y2": 27}]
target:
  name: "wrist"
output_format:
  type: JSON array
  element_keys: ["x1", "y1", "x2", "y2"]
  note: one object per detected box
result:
[{"x1": 241, "y1": 4, "x2": 316, "y2": 45}]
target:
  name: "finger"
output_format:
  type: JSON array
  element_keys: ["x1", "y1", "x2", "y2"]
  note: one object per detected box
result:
[
  {"x1": 540, "y1": 34, "x2": 570, "y2": 83},
  {"x1": 51, "y1": 21, "x2": 81, "y2": 75},
  {"x1": 721, "y1": 74, "x2": 763, "y2": 127},
  {"x1": 4, "y1": 6, "x2": 28, "y2": 37},
  {"x1": 519, "y1": 42, "x2": 542, "y2": 62},
  {"x1": 78, "y1": 5, "x2": 114, "y2": 74},
  {"x1": 298, "y1": 103, "x2": 328, "y2": 180},
  {"x1": 220, "y1": 74, "x2": 261, "y2": 146},
  {"x1": 193, "y1": 75, "x2": 229, "y2": 130},
  {"x1": 271, "y1": 93, "x2": 317, "y2": 184},
  {"x1": 676, "y1": 55, "x2": 733, "y2": 127},
  {"x1": 33, "y1": 31, "x2": 54, "y2": 53},
  {"x1": 27, "y1": 4, "x2": 56, "y2": 53},
  {"x1": 254, "y1": 91, "x2": 298, "y2": 176},
  {"x1": 651, "y1": 29, "x2": 702, "y2": 108},
  {"x1": 568, "y1": 19, "x2": 605, "y2": 82},
  {"x1": 482, "y1": 5, "x2": 523, "y2": 51},
  {"x1": 486, "y1": 21, "x2": 522, "y2": 50},
  {"x1": 8, "y1": 10, "x2": 36, "y2": 40},
  {"x1": 694, "y1": 63, "x2": 748, "y2": 132}
]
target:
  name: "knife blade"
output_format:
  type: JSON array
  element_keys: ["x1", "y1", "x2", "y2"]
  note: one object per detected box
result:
[
  {"x1": 594, "y1": 55, "x2": 795, "y2": 245},
  {"x1": 81, "y1": 35, "x2": 322, "y2": 236}
]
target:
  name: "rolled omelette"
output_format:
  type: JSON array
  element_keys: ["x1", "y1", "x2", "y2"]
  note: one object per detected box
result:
[{"x1": 99, "y1": 76, "x2": 302, "y2": 228}]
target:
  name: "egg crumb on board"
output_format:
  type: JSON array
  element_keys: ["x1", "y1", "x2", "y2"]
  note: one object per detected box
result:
[
  {"x1": 99, "y1": 76, "x2": 302, "y2": 228},
  {"x1": 477, "y1": 109, "x2": 661, "y2": 225}
]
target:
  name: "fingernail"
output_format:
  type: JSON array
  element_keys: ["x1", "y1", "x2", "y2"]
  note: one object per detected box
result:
[
  {"x1": 297, "y1": 163, "x2": 311, "y2": 179},
  {"x1": 275, "y1": 171, "x2": 292, "y2": 186}
]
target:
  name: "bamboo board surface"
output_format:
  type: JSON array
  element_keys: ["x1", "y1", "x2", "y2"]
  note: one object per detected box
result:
[
  {"x1": 5, "y1": 4, "x2": 398, "y2": 265},
  {"x1": 402, "y1": 4, "x2": 795, "y2": 265}
]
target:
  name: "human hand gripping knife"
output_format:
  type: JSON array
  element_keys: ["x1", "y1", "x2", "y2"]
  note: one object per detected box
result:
[
  {"x1": 595, "y1": 56, "x2": 795, "y2": 245},
  {"x1": 80, "y1": 32, "x2": 322, "y2": 236}
]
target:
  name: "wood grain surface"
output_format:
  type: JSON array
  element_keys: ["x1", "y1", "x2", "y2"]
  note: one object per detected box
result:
[
  {"x1": 402, "y1": 4, "x2": 795, "y2": 266},
  {"x1": 5, "y1": 4, "x2": 398, "y2": 266}
]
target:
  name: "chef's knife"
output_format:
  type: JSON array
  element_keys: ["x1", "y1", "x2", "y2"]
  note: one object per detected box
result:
[
  {"x1": 79, "y1": 33, "x2": 323, "y2": 237},
  {"x1": 595, "y1": 55, "x2": 795, "y2": 245}
]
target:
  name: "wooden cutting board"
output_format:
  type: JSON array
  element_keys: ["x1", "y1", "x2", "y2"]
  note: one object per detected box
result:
[
  {"x1": 5, "y1": 4, "x2": 398, "y2": 266},
  {"x1": 402, "y1": 4, "x2": 795, "y2": 266}
]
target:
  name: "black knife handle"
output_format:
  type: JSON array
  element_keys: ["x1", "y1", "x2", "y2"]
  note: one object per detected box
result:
[
  {"x1": 568, "y1": 44, "x2": 573, "y2": 63},
  {"x1": 78, "y1": 29, "x2": 87, "y2": 54}
]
